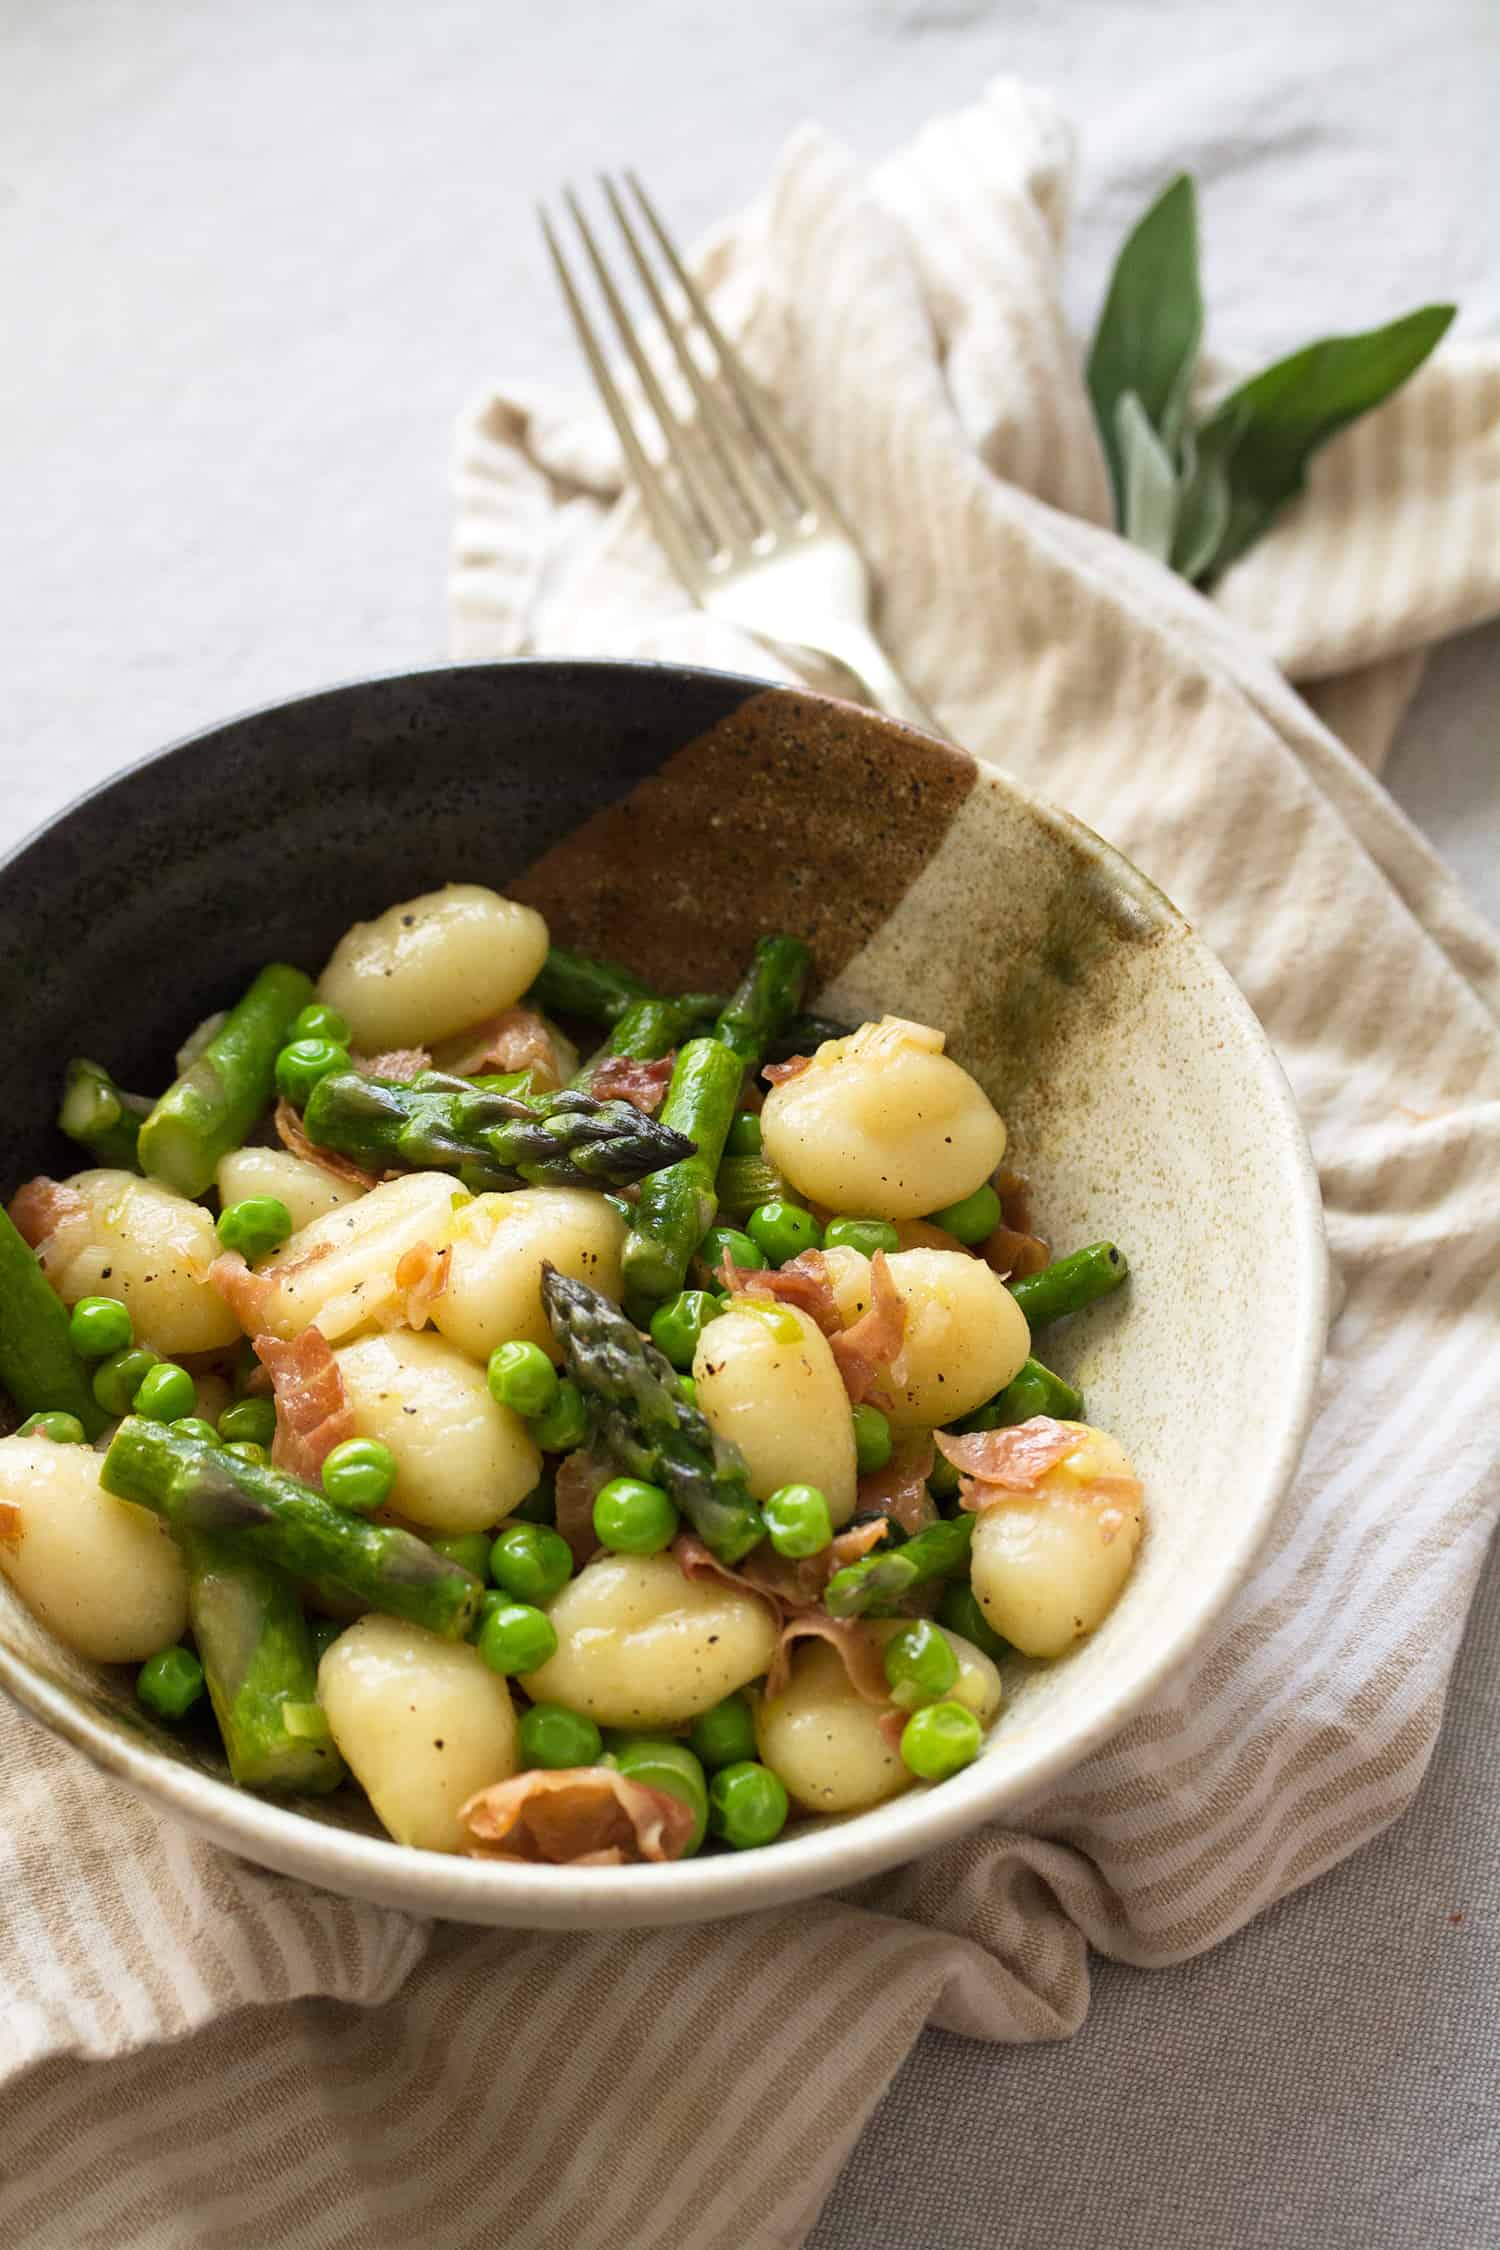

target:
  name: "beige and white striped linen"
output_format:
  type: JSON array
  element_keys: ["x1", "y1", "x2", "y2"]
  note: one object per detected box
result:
[{"x1": 4, "y1": 78, "x2": 1500, "y2": 2250}]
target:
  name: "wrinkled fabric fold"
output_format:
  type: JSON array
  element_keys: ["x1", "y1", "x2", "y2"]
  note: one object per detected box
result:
[{"x1": 4, "y1": 77, "x2": 1500, "y2": 2250}]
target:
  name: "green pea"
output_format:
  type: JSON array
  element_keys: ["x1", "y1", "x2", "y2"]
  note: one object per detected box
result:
[
  {"x1": 764, "y1": 1482, "x2": 833, "y2": 1559},
  {"x1": 882, "y1": 1619, "x2": 960, "y2": 1711},
  {"x1": 530, "y1": 1379, "x2": 587, "y2": 1453},
  {"x1": 133, "y1": 1361, "x2": 198, "y2": 1423},
  {"x1": 477, "y1": 1599, "x2": 557, "y2": 1676},
  {"x1": 518, "y1": 1701, "x2": 603, "y2": 1770},
  {"x1": 899, "y1": 1700, "x2": 983, "y2": 1780},
  {"x1": 593, "y1": 1476, "x2": 679, "y2": 1556},
  {"x1": 320, "y1": 1437, "x2": 397, "y2": 1512},
  {"x1": 936, "y1": 1581, "x2": 1010, "y2": 1664},
  {"x1": 927, "y1": 1182, "x2": 1002, "y2": 1246},
  {"x1": 93, "y1": 1345, "x2": 158, "y2": 1418},
  {"x1": 17, "y1": 1410, "x2": 87, "y2": 1444},
  {"x1": 851, "y1": 1402, "x2": 893, "y2": 1474},
  {"x1": 746, "y1": 1200, "x2": 822, "y2": 1268},
  {"x1": 170, "y1": 1416, "x2": 221, "y2": 1446},
  {"x1": 676, "y1": 1375, "x2": 698, "y2": 1409},
  {"x1": 429, "y1": 1532, "x2": 492, "y2": 1578},
  {"x1": 308, "y1": 1615, "x2": 344, "y2": 1663},
  {"x1": 927, "y1": 1450, "x2": 961, "y2": 1500},
  {"x1": 707, "y1": 1759, "x2": 789, "y2": 1850},
  {"x1": 67, "y1": 1295, "x2": 133, "y2": 1359},
  {"x1": 216, "y1": 1196, "x2": 294, "y2": 1261},
  {"x1": 688, "y1": 1691, "x2": 758, "y2": 1772},
  {"x1": 225, "y1": 1439, "x2": 270, "y2": 1466},
  {"x1": 698, "y1": 1224, "x2": 759, "y2": 1279},
  {"x1": 649, "y1": 1289, "x2": 718, "y2": 1371},
  {"x1": 486, "y1": 1339, "x2": 560, "y2": 1420},
  {"x1": 274, "y1": 1038, "x2": 352, "y2": 1108},
  {"x1": 823, "y1": 1216, "x2": 901, "y2": 1259},
  {"x1": 724, "y1": 1109, "x2": 763, "y2": 1157},
  {"x1": 489, "y1": 1521, "x2": 573, "y2": 1604},
  {"x1": 217, "y1": 1396, "x2": 278, "y2": 1449},
  {"x1": 613, "y1": 1735, "x2": 709, "y2": 1855},
  {"x1": 136, "y1": 1644, "x2": 206, "y2": 1722},
  {"x1": 508, "y1": 1475, "x2": 557, "y2": 1525},
  {"x1": 289, "y1": 1002, "x2": 352, "y2": 1046}
]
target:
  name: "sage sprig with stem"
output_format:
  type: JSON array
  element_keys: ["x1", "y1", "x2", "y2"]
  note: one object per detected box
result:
[{"x1": 1086, "y1": 174, "x2": 1455, "y2": 585}]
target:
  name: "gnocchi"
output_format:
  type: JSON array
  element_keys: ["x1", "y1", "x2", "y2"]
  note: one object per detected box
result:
[
  {"x1": 693, "y1": 1301, "x2": 858, "y2": 1524},
  {"x1": 317, "y1": 884, "x2": 549, "y2": 1051},
  {"x1": 0, "y1": 1435, "x2": 188, "y2": 1662},
  {"x1": 318, "y1": 1615, "x2": 518, "y2": 1852},
  {"x1": 47, "y1": 1170, "x2": 241, "y2": 1355},
  {"x1": 248, "y1": 1171, "x2": 459, "y2": 1341},
  {"x1": 761, "y1": 1017, "x2": 1006, "y2": 1220},
  {"x1": 333, "y1": 1328, "x2": 541, "y2": 1532},
  {"x1": 431, "y1": 1187, "x2": 626, "y2": 1365},
  {"x1": 968, "y1": 1424, "x2": 1144, "y2": 1657},
  {"x1": 519, "y1": 1553, "x2": 779, "y2": 1727},
  {"x1": 822, "y1": 1244, "x2": 1030, "y2": 1432},
  {"x1": 755, "y1": 1640, "x2": 912, "y2": 1816},
  {"x1": 216, "y1": 1145, "x2": 364, "y2": 1233}
]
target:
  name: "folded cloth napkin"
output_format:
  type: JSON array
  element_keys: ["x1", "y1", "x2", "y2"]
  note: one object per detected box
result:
[{"x1": 6, "y1": 79, "x2": 1500, "y2": 2250}]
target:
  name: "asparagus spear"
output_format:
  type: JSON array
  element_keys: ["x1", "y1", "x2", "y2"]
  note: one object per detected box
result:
[
  {"x1": 823, "y1": 1514, "x2": 975, "y2": 1619},
  {"x1": 137, "y1": 963, "x2": 314, "y2": 1197},
  {"x1": 58, "y1": 1059, "x2": 151, "y2": 1171},
  {"x1": 1008, "y1": 1243, "x2": 1129, "y2": 1328},
  {"x1": 621, "y1": 1038, "x2": 743, "y2": 1306},
  {"x1": 712, "y1": 936, "x2": 811, "y2": 1069},
  {"x1": 713, "y1": 1152, "x2": 786, "y2": 1221},
  {"x1": 186, "y1": 1541, "x2": 345, "y2": 1793},
  {"x1": 0, "y1": 1208, "x2": 108, "y2": 1437},
  {"x1": 573, "y1": 992, "x2": 721, "y2": 1092},
  {"x1": 527, "y1": 946, "x2": 653, "y2": 1029},
  {"x1": 101, "y1": 1419, "x2": 483, "y2": 1639},
  {"x1": 959, "y1": 1357, "x2": 1084, "y2": 1432},
  {"x1": 302, "y1": 1069, "x2": 695, "y2": 1193},
  {"x1": 541, "y1": 1264, "x2": 765, "y2": 1564}
]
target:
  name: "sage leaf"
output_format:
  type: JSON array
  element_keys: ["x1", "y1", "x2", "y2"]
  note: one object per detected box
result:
[
  {"x1": 1195, "y1": 302, "x2": 1456, "y2": 578},
  {"x1": 1086, "y1": 174, "x2": 1202, "y2": 522},
  {"x1": 1170, "y1": 405, "x2": 1244, "y2": 582},
  {"x1": 1115, "y1": 391, "x2": 1179, "y2": 563}
]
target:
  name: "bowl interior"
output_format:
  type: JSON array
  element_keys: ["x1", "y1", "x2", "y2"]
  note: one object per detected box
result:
[{"x1": 0, "y1": 663, "x2": 1326, "y2": 1927}]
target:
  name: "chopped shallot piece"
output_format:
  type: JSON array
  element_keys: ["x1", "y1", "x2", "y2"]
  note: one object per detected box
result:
[
  {"x1": 589, "y1": 1053, "x2": 675, "y2": 1115},
  {"x1": 253, "y1": 1329, "x2": 355, "y2": 1481},
  {"x1": 275, "y1": 1100, "x2": 381, "y2": 1192},
  {"x1": 462, "y1": 1767, "x2": 698, "y2": 1865}
]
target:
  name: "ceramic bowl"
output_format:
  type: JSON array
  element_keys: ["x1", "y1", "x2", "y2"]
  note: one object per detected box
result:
[{"x1": 0, "y1": 661, "x2": 1326, "y2": 1928}]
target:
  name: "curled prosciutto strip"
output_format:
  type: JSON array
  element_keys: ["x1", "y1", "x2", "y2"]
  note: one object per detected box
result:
[
  {"x1": 826, "y1": 1249, "x2": 904, "y2": 1407},
  {"x1": 554, "y1": 1446, "x2": 612, "y2": 1571},
  {"x1": 353, "y1": 1048, "x2": 432, "y2": 1082},
  {"x1": 7, "y1": 1177, "x2": 91, "y2": 1281},
  {"x1": 764, "y1": 1615, "x2": 891, "y2": 1704},
  {"x1": 935, "y1": 1416, "x2": 1082, "y2": 1497},
  {"x1": 275, "y1": 1100, "x2": 381, "y2": 1192},
  {"x1": 462, "y1": 1766, "x2": 698, "y2": 1865},
  {"x1": 588, "y1": 1053, "x2": 675, "y2": 1115},
  {"x1": 761, "y1": 1054, "x2": 812, "y2": 1086},
  {"x1": 441, "y1": 1007, "x2": 561, "y2": 1086},
  {"x1": 253, "y1": 1329, "x2": 354, "y2": 1481},
  {"x1": 856, "y1": 1436, "x2": 936, "y2": 1536}
]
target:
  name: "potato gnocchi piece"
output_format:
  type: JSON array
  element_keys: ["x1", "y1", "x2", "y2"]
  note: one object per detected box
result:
[
  {"x1": 519, "y1": 1552, "x2": 779, "y2": 1728},
  {"x1": 761, "y1": 1017, "x2": 1007, "y2": 1220},
  {"x1": 246, "y1": 1171, "x2": 459, "y2": 1342},
  {"x1": 318, "y1": 1614, "x2": 518, "y2": 1853},
  {"x1": 822, "y1": 1244, "x2": 1029, "y2": 1432},
  {"x1": 333, "y1": 1329, "x2": 540, "y2": 1533},
  {"x1": 431, "y1": 1187, "x2": 626, "y2": 1366},
  {"x1": 216, "y1": 1145, "x2": 364, "y2": 1233},
  {"x1": 317, "y1": 884, "x2": 550, "y2": 1052},
  {"x1": 49, "y1": 1169, "x2": 240, "y2": 1355},
  {"x1": 968, "y1": 1424, "x2": 1144, "y2": 1658},
  {"x1": 754, "y1": 1640, "x2": 912, "y2": 1816},
  {"x1": 0, "y1": 1435, "x2": 188, "y2": 1662},
  {"x1": 692, "y1": 1301, "x2": 857, "y2": 1526}
]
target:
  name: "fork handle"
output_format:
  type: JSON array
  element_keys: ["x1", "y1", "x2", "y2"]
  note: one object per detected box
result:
[{"x1": 791, "y1": 623, "x2": 943, "y2": 739}]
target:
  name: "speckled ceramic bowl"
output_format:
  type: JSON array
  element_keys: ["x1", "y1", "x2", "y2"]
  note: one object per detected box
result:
[{"x1": 0, "y1": 661, "x2": 1326, "y2": 1929}]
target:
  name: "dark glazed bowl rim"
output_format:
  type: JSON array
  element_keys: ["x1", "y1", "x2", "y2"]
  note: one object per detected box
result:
[{"x1": 0, "y1": 659, "x2": 1327, "y2": 1930}]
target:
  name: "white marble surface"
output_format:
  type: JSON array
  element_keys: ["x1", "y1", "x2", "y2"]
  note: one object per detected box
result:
[{"x1": 3, "y1": 4, "x2": 1497, "y2": 2243}]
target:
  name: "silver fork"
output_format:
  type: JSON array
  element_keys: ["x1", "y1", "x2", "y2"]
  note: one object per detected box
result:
[{"x1": 540, "y1": 174, "x2": 939, "y2": 735}]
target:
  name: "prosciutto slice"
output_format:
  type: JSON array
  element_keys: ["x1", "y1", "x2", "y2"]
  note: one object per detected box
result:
[
  {"x1": 761, "y1": 1054, "x2": 812, "y2": 1086},
  {"x1": 553, "y1": 1447, "x2": 612, "y2": 1571},
  {"x1": 442, "y1": 1007, "x2": 561, "y2": 1086},
  {"x1": 826, "y1": 1249, "x2": 905, "y2": 1407},
  {"x1": 589, "y1": 1053, "x2": 674, "y2": 1115},
  {"x1": 856, "y1": 1436, "x2": 937, "y2": 1536},
  {"x1": 253, "y1": 1329, "x2": 354, "y2": 1481},
  {"x1": 935, "y1": 1416, "x2": 1081, "y2": 1494},
  {"x1": 7, "y1": 1177, "x2": 91, "y2": 1281},
  {"x1": 274, "y1": 1100, "x2": 381, "y2": 1192},
  {"x1": 462, "y1": 1767, "x2": 698, "y2": 1865},
  {"x1": 672, "y1": 1529, "x2": 896, "y2": 1706},
  {"x1": 353, "y1": 1047, "x2": 431, "y2": 1082},
  {"x1": 764, "y1": 1614, "x2": 892, "y2": 1704}
]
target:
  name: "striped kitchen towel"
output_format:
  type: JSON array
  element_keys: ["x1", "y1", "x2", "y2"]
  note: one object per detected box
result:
[{"x1": 4, "y1": 77, "x2": 1499, "y2": 2250}]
